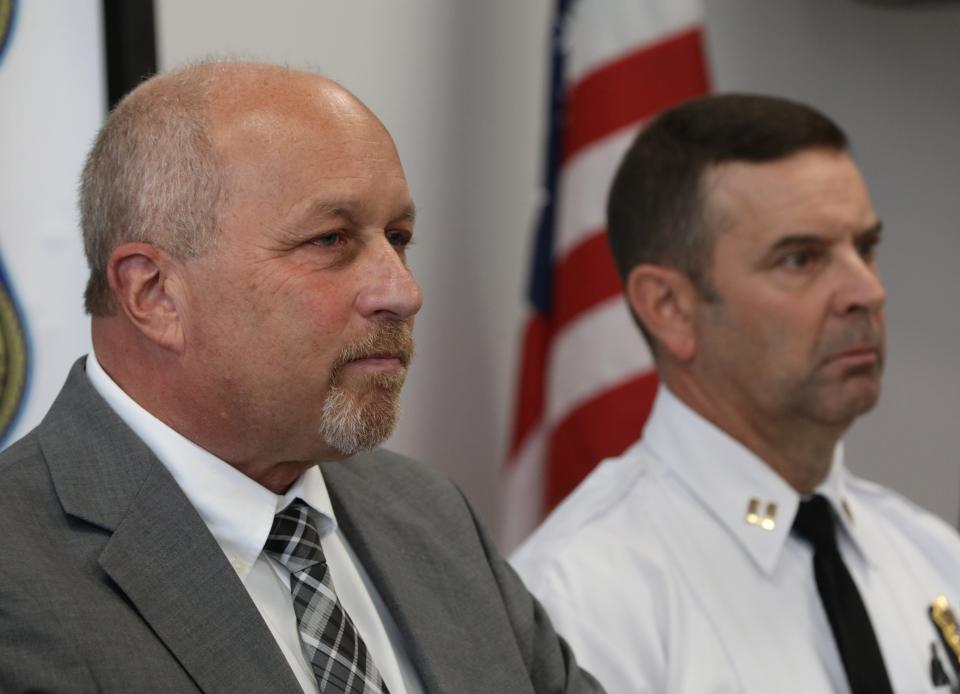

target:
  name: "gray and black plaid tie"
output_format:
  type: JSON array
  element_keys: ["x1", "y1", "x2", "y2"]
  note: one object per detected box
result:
[{"x1": 265, "y1": 499, "x2": 390, "y2": 694}]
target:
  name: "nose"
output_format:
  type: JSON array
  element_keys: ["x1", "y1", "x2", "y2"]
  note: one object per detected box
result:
[
  {"x1": 355, "y1": 237, "x2": 423, "y2": 320},
  {"x1": 832, "y1": 248, "x2": 886, "y2": 316}
]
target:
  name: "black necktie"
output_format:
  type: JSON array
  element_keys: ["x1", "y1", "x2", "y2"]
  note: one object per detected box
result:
[{"x1": 792, "y1": 494, "x2": 894, "y2": 694}]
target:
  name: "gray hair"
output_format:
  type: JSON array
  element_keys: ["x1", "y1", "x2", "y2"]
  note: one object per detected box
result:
[{"x1": 79, "y1": 65, "x2": 225, "y2": 315}]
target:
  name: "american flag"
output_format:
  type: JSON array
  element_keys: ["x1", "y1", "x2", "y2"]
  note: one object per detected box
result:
[{"x1": 501, "y1": 0, "x2": 710, "y2": 550}]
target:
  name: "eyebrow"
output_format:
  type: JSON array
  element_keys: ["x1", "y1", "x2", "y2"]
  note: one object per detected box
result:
[
  {"x1": 855, "y1": 221, "x2": 883, "y2": 241},
  {"x1": 768, "y1": 222, "x2": 883, "y2": 252},
  {"x1": 292, "y1": 199, "x2": 417, "y2": 228}
]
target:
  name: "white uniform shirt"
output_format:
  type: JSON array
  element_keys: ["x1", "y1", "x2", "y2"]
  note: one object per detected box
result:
[
  {"x1": 513, "y1": 386, "x2": 960, "y2": 694},
  {"x1": 86, "y1": 353, "x2": 425, "y2": 694}
]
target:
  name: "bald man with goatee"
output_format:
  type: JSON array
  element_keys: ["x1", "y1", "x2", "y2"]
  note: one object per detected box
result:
[{"x1": 0, "y1": 62, "x2": 602, "y2": 694}]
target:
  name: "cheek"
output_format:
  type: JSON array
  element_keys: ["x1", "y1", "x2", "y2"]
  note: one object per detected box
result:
[
  {"x1": 184, "y1": 277, "x2": 288, "y2": 366},
  {"x1": 200, "y1": 258, "x2": 362, "y2": 355},
  {"x1": 746, "y1": 311, "x2": 803, "y2": 365},
  {"x1": 713, "y1": 299, "x2": 796, "y2": 362},
  {"x1": 297, "y1": 274, "x2": 359, "y2": 322},
  {"x1": 267, "y1": 287, "x2": 358, "y2": 362}
]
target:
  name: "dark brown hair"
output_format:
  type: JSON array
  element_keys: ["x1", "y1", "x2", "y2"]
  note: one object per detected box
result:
[{"x1": 607, "y1": 93, "x2": 849, "y2": 297}]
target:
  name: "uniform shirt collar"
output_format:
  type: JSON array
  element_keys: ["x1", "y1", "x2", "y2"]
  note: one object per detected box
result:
[
  {"x1": 85, "y1": 352, "x2": 337, "y2": 578},
  {"x1": 644, "y1": 386, "x2": 871, "y2": 575},
  {"x1": 815, "y1": 454, "x2": 874, "y2": 568}
]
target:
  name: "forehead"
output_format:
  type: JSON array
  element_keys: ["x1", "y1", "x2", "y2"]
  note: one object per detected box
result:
[
  {"x1": 702, "y1": 149, "x2": 877, "y2": 242},
  {"x1": 209, "y1": 75, "x2": 409, "y2": 213}
]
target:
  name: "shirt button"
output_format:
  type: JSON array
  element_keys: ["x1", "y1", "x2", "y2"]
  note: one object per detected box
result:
[{"x1": 231, "y1": 559, "x2": 246, "y2": 573}]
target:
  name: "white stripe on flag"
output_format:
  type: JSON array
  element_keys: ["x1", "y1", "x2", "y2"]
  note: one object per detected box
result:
[
  {"x1": 566, "y1": 0, "x2": 704, "y2": 84},
  {"x1": 554, "y1": 127, "x2": 639, "y2": 259},
  {"x1": 501, "y1": 0, "x2": 708, "y2": 549},
  {"x1": 546, "y1": 296, "x2": 653, "y2": 425}
]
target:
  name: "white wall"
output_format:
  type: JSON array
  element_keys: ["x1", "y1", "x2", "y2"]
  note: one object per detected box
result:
[{"x1": 155, "y1": 0, "x2": 960, "y2": 534}]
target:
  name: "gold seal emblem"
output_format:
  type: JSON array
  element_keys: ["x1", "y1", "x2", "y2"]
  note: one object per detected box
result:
[
  {"x1": 0, "y1": 269, "x2": 26, "y2": 441},
  {"x1": 0, "y1": 0, "x2": 14, "y2": 64}
]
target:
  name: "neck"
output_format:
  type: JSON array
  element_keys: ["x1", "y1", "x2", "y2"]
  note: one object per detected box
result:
[
  {"x1": 92, "y1": 319, "x2": 332, "y2": 494},
  {"x1": 663, "y1": 370, "x2": 846, "y2": 494}
]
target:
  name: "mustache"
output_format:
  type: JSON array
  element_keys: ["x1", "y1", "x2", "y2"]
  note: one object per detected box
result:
[{"x1": 332, "y1": 322, "x2": 415, "y2": 371}]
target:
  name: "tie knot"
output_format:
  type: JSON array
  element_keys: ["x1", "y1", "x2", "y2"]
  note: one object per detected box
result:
[
  {"x1": 792, "y1": 494, "x2": 838, "y2": 550},
  {"x1": 265, "y1": 499, "x2": 327, "y2": 574}
]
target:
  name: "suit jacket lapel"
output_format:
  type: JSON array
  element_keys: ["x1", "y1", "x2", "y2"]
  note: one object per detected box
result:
[
  {"x1": 98, "y1": 462, "x2": 303, "y2": 694},
  {"x1": 322, "y1": 453, "x2": 534, "y2": 694},
  {"x1": 38, "y1": 360, "x2": 303, "y2": 694}
]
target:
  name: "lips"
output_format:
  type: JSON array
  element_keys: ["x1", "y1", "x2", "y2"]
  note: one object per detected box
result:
[
  {"x1": 820, "y1": 339, "x2": 884, "y2": 374},
  {"x1": 833, "y1": 345, "x2": 878, "y2": 358},
  {"x1": 831, "y1": 347, "x2": 879, "y2": 363},
  {"x1": 352, "y1": 351, "x2": 409, "y2": 367},
  {"x1": 819, "y1": 317, "x2": 883, "y2": 366}
]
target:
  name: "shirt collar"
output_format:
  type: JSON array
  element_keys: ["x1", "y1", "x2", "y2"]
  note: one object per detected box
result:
[
  {"x1": 643, "y1": 386, "x2": 870, "y2": 575},
  {"x1": 85, "y1": 352, "x2": 337, "y2": 579}
]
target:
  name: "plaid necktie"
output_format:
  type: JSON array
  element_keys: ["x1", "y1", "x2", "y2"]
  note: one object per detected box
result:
[{"x1": 265, "y1": 499, "x2": 390, "y2": 694}]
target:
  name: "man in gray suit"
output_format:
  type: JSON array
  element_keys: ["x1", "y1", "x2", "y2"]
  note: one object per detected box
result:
[{"x1": 0, "y1": 62, "x2": 600, "y2": 693}]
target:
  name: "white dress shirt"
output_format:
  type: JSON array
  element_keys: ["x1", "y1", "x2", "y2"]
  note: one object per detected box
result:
[
  {"x1": 513, "y1": 385, "x2": 960, "y2": 694},
  {"x1": 86, "y1": 352, "x2": 425, "y2": 694}
]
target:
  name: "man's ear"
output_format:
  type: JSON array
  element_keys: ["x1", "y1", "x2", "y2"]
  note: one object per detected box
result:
[
  {"x1": 106, "y1": 242, "x2": 185, "y2": 352},
  {"x1": 625, "y1": 264, "x2": 698, "y2": 362}
]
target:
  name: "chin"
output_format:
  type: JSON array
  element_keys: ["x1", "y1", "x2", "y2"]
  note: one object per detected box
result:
[
  {"x1": 318, "y1": 384, "x2": 401, "y2": 456},
  {"x1": 818, "y1": 384, "x2": 881, "y2": 426}
]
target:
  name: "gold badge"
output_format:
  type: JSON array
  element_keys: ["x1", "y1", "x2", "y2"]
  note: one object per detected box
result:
[
  {"x1": 745, "y1": 498, "x2": 777, "y2": 530},
  {"x1": 930, "y1": 594, "x2": 960, "y2": 678}
]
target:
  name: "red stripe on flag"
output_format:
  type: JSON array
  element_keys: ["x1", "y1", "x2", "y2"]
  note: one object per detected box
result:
[
  {"x1": 553, "y1": 229, "x2": 623, "y2": 335},
  {"x1": 508, "y1": 314, "x2": 552, "y2": 457},
  {"x1": 563, "y1": 27, "x2": 710, "y2": 162},
  {"x1": 545, "y1": 372, "x2": 659, "y2": 510}
]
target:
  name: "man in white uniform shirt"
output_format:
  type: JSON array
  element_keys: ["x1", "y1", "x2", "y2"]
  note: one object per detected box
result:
[
  {"x1": 512, "y1": 94, "x2": 960, "y2": 693},
  {"x1": 0, "y1": 62, "x2": 601, "y2": 694}
]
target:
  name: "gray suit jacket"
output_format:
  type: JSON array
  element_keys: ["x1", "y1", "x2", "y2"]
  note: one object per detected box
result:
[{"x1": 0, "y1": 361, "x2": 601, "y2": 693}]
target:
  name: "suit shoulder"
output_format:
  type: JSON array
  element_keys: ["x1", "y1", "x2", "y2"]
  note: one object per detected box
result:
[
  {"x1": 333, "y1": 447, "x2": 456, "y2": 491},
  {"x1": 0, "y1": 428, "x2": 73, "y2": 582},
  {"x1": 0, "y1": 429, "x2": 52, "y2": 514},
  {"x1": 0, "y1": 425, "x2": 43, "y2": 469},
  {"x1": 322, "y1": 447, "x2": 469, "y2": 522}
]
